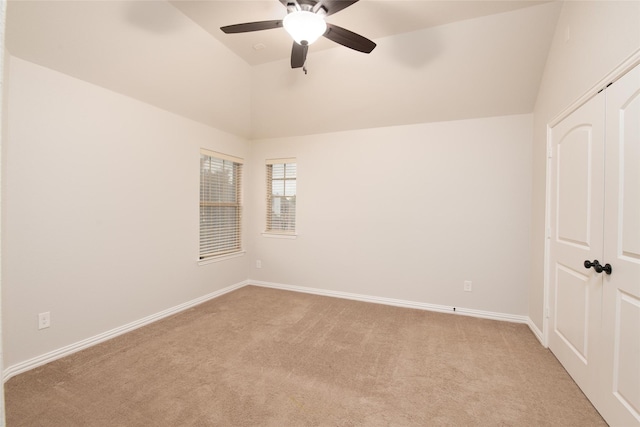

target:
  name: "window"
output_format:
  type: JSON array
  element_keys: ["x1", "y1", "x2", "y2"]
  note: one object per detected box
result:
[
  {"x1": 266, "y1": 159, "x2": 296, "y2": 233},
  {"x1": 199, "y1": 150, "x2": 243, "y2": 260}
]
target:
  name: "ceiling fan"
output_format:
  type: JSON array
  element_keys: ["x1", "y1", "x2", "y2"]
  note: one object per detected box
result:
[{"x1": 220, "y1": 0, "x2": 376, "y2": 73}]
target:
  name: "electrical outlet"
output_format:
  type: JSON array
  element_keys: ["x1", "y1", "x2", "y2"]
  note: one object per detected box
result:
[
  {"x1": 256, "y1": 260, "x2": 262, "y2": 268},
  {"x1": 38, "y1": 312, "x2": 51, "y2": 330},
  {"x1": 464, "y1": 281, "x2": 472, "y2": 292}
]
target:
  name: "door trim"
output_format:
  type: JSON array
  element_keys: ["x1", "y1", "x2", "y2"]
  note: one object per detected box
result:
[{"x1": 550, "y1": 48, "x2": 640, "y2": 128}]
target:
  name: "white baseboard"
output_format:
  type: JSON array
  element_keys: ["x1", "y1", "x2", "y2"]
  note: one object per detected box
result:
[
  {"x1": 3, "y1": 280, "x2": 249, "y2": 382},
  {"x1": 249, "y1": 280, "x2": 530, "y2": 324},
  {"x1": 527, "y1": 317, "x2": 547, "y2": 347},
  {"x1": 4, "y1": 279, "x2": 541, "y2": 382}
]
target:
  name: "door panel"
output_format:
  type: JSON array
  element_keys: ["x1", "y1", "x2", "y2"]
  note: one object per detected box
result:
[
  {"x1": 601, "y1": 63, "x2": 640, "y2": 426},
  {"x1": 620, "y1": 88, "x2": 640, "y2": 259},
  {"x1": 557, "y1": 127, "x2": 593, "y2": 247},
  {"x1": 549, "y1": 91, "x2": 605, "y2": 401},
  {"x1": 555, "y1": 265, "x2": 589, "y2": 361},
  {"x1": 614, "y1": 292, "x2": 640, "y2": 417}
]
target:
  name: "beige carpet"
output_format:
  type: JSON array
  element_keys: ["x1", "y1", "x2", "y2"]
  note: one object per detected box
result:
[{"x1": 6, "y1": 286, "x2": 606, "y2": 426}]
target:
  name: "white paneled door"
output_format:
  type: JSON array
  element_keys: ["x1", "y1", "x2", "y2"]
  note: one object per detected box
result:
[
  {"x1": 600, "y1": 64, "x2": 640, "y2": 426},
  {"x1": 549, "y1": 62, "x2": 640, "y2": 427},
  {"x1": 549, "y1": 90, "x2": 606, "y2": 407}
]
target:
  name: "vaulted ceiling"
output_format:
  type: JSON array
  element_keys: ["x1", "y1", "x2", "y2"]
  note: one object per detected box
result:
[{"x1": 5, "y1": 1, "x2": 562, "y2": 139}]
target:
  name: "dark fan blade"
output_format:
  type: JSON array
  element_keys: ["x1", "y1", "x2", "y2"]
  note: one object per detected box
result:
[
  {"x1": 291, "y1": 41, "x2": 308, "y2": 68},
  {"x1": 320, "y1": 0, "x2": 359, "y2": 16},
  {"x1": 220, "y1": 20, "x2": 282, "y2": 34},
  {"x1": 323, "y1": 23, "x2": 376, "y2": 53}
]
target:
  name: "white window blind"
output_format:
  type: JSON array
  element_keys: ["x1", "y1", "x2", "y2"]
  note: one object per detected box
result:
[
  {"x1": 200, "y1": 150, "x2": 243, "y2": 260},
  {"x1": 266, "y1": 159, "x2": 296, "y2": 233}
]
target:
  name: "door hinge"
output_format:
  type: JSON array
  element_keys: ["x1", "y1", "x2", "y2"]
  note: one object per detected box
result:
[
  {"x1": 545, "y1": 306, "x2": 550, "y2": 319},
  {"x1": 597, "y1": 81, "x2": 614, "y2": 93},
  {"x1": 546, "y1": 227, "x2": 551, "y2": 239},
  {"x1": 547, "y1": 148, "x2": 553, "y2": 158}
]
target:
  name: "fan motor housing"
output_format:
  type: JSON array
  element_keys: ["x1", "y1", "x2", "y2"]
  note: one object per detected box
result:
[{"x1": 287, "y1": 0, "x2": 327, "y2": 15}]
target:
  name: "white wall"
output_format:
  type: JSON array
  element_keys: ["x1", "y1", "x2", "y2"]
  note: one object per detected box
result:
[
  {"x1": 529, "y1": 1, "x2": 640, "y2": 333},
  {"x1": 2, "y1": 56, "x2": 250, "y2": 368},
  {"x1": 247, "y1": 114, "x2": 533, "y2": 316}
]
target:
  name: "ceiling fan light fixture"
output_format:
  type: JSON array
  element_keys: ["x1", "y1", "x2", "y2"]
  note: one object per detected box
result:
[{"x1": 283, "y1": 11, "x2": 327, "y2": 45}]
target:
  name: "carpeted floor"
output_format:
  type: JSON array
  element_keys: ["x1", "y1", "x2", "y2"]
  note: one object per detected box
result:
[{"x1": 5, "y1": 286, "x2": 606, "y2": 426}]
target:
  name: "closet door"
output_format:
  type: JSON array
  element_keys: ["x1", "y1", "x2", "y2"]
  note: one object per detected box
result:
[
  {"x1": 600, "y1": 64, "x2": 640, "y2": 426},
  {"x1": 548, "y1": 91, "x2": 606, "y2": 403}
]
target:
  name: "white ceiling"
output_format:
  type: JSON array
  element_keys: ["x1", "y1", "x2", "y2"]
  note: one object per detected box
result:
[
  {"x1": 5, "y1": 0, "x2": 562, "y2": 139},
  {"x1": 170, "y1": 0, "x2": 550, "y2": 65}
]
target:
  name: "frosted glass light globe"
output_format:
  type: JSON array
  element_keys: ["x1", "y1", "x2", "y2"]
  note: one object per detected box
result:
[{"x1": 283, "y1": 11, "x2": 327, "y2": 45}]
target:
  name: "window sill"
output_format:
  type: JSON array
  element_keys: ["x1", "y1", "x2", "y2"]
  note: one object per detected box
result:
[
  {"x1": 198, "y1": 250, "x2": 246, "y2": 266},
  {"x1": 261, "y1": 232, "x2": 297, "y2": 240}
]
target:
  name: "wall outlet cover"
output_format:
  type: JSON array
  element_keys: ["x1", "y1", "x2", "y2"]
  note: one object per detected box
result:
[{"x1": 38, "y1": 312, "x2": 51, "y2": 329}]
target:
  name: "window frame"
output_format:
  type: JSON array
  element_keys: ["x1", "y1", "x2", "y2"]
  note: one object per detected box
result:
[
  {"x1": 199, "y1": 149, "x2": 244, "y2": 263},
  {"x1": 264, "y1": 158, "x2": 297, "y2": 237}
]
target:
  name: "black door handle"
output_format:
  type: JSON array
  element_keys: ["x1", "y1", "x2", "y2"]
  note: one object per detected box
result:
[
  {"x1": 584, "y1": 259, "x2": 603, "y2": 272},
  {"x1": 584, "y1": 260, "x2": 612, "y2": 275}
]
